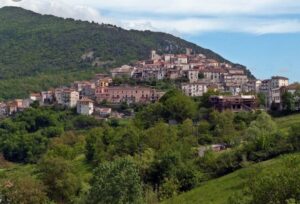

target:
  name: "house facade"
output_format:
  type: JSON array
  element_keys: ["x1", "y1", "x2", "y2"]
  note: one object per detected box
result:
[
  {"x1": 181, "y1": 82, "x2": 208, "y2": 97},
  {"x1": 77, "y1": 98, "x2": 94, "y2": 115},
  {"x1": 95, "y1": 86, "x2": 164, "y2": 104},
  {"x1": 55, "y1": 88, "x2": 80, "y2": 108}
]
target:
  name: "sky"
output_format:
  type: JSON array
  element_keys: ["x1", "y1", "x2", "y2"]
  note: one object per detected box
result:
[{"x1": 1, "y1": 0, "x2": 300, "y2": 82}]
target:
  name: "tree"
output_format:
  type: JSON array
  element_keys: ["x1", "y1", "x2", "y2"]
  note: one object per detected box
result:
[
  {"x1": 143, "y1": 122, "x2": 177, "y2": 151},
  {"x1": 2, "y1": 132, "x2": 48, "y2": 163},
  {"x1": 257, "y1": 93, "x2": 266, "y2": 108},
  {"x1": 158, "y1": 178, "x2": 179, "y2": 201},
  {"x1": 87, "y1": 158, "x2": 143, "y2": 204},
  {"x1": 115, "y1": 124, "x2": 141, "y2": 156},
  {"x1": 244, "y1": 112, "x2": 279, "y2": 159},
  {"x1": 0, "y1": 176, "x2": 48, "y2": 204},
  {"x1": 231, "y1": 155, "x2": 300, "y2": 204},
  {"x1": 135, "y1": 102, "x2": 165, "y2": 128},
  {"x1": 197, "y1": 120, "x2": 213, "y2": 144},
  {"x1": 163, "y1": 92, "x2": 197, "y2": 122},
  {"x1": 200, "y1": 89, "x2": 219, "y2": 108},
  {"x1": 294, "y1": 88, "x2": 300, "y2": 109},
  {"x1": 178, "y1": 119, "x2": 198, "y2": 146},
  {"x1": 85, "y1": 128, "x2": 108, "y2": 163},
  {"x1": 282, "y1": 91, "x2": 296, "y2": 112},
  {"x1": 210, "y1": 111, "x2": 237, "y2": 144},
  {"x1": 37, "y1": 156, "x2": 81, "y2": 203}
]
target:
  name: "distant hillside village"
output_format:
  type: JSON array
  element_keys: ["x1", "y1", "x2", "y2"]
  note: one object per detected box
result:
[{"x1": 0, "y1": 48, "x2": 298, "y2": 118}]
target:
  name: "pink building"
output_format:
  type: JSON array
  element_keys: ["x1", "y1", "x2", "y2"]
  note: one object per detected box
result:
[{"x1": 95, "y1": 86, "x2": 164, "y2": 104}]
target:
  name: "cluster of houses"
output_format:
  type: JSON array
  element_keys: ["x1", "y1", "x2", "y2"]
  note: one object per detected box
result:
[
  {"x1": 111, "y1": 49, "x2": 298, "y2": 112},
  {"x1": 111, "y1": 49, "x2": 252, "y2": 97},
  {"x1": 0, "y1": 74, "x2": 165, "y2": 118},
  {"x1": 209, "y1": 76, "x2": 300, "y2": 112},
  {"x1": 0, "y1": 49, "x2": 298, "y2": 118}
]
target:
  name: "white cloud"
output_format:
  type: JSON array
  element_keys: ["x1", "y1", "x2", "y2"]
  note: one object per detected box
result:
[
  {"x1": 1, "y1": 0, "x2": 300, "y2": 35},
  {"x1": 123, "y1": 18, "x2": 300, "y2": 35},
  {"x1": 74, "y1": 0, "x2": 300, "y2": 16},
  {"x1": 0, "y1": 0, "x2": 112, "y2": 23}
]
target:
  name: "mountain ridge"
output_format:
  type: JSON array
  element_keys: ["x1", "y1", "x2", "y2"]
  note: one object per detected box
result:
[{"x1": 0, "y1": 6, "x2": 254, "y2": 100}]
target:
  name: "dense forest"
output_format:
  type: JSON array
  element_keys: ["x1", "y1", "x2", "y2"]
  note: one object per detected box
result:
[
  {"x1": 0, "y1": 90, "x2": 300, "y2": 203},
  {"x1": 0, "y1": 6, "x2": 254, "y2": 100}
]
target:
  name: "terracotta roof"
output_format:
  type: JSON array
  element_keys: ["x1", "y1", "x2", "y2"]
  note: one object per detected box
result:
[{"x1": 79, "y1": 98, "x2": 94, "y2": 103}]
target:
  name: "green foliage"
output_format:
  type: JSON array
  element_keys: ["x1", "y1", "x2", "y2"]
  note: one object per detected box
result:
[
  {"x1": 0, "y1": 106, "x2": 100, "y2": 163},
  {"x1": 288, "y1": 124, "x2": 300, "y2": 151},
  {"x1": 200, "y1": 89, "x2": 220, "y2": 108},
  {"x1": 233, "y1": 155, "x2": 300, "y2": 204},
  {"x1": 135, "y1": 102, "x2": 165, "y2": 128},
  {"x1": 0, "y1": 176, "x2": 49, "y2": 204},
  {"x1": 136, "y1": 90, "x2": 198, "y2": 127},
  {"x1": 2, "y1": 132, "x2": 48, "y2": 163},
  {"x1": 197, "y1": 120, "x2": 213, "y2": 144},
  {"x1": 37, "y1": 156, "x2": 82, "y2": 203},
  {"x1": 71, "y1": 115, "x2": 101, "y2": 130},
  {"x1": 163, "y1": 91, "x2": 197, "y2": 122},
  {"x1": 209, "y1": 110, "x2": 237, "y2": 144},
  {"x1": 159, "y1": 178, "x2": 180, "y2": 201},
  {"x1": 282, "y1": 91, "x2": 296, "y2": 112},
  {"x1": 163, "y1": 154, "x2": 300, "y2": 204},
  {"x1": 257, "y1": 92, "x2": 267, "y2": 107},
  {"x1": 243, "y1": 112, "x2": 286, "y2": 161},
  {"x1": 87, "y1": 158, "x2": 143, "y2": 204}
]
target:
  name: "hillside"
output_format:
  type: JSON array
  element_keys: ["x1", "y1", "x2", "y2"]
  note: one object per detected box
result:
[
  {"x1": 162, "y1": 153, "x2": 300, "y2": 204},
  {"x1": 0, "y1": 6, "x2": 254, "y2": 100},
  {"x1": 162, "y1": 113, "x2": 300, "y2": 204}
]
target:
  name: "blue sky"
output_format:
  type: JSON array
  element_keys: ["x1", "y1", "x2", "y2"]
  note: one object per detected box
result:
[
  {"x1": 186, "y1": 33, "x2": 299, "y2": 82},
  {"x1": 1, "y1": 0, "x2": 300, "y2": 82}
]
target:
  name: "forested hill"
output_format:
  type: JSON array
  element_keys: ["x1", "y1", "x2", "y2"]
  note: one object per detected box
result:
[{"x1": 0, "y1": 6, "x2": 253, "y2": 100}]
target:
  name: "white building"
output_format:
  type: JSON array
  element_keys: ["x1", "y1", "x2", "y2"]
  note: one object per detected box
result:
[
  {"x1": 98, "y1": 108, "x2": 112, "y2": 118},
  {"x1": 243, "y1": 80, "x2": 262, "y2": 93},
  {"x1": 0, "y1": 103, "x2": 7, "y2": 117},
  {"x1": 271, "y1": 76, "x2": 289, "y2": 89},
  {"x1": 41, "y1": 91, "x2": 54, "y2": 104},
  {"x1": 224, "y1": 74, "x2": 248, "y2": 86},
  {"x1": 181, "y1": 82, "x2": 208, "y2": 97},
  {"x1": 187, "y1": 70, "x2": 199, "y2": 83},
  {"x1": 177, "y1": 55, "x2": 188, "y2": 64},
  {"x1": 55, "y1": 88, "x2": 79, "y2": 108},
  {"x1": 30, "y1": 93, "x2": 42, "y2": 102},
  {"x1": 77, "y1": 98, "x2": 94, "y2": 115},
  {"x1": 111, "y1": 65, "x2": 136, "y2": 78},
  {"x1": 201, "y1": 69, "x2": 225, "y2": 84},
  {"x1": 259, "y1": 76, "x2": 289, "y2": 108}
]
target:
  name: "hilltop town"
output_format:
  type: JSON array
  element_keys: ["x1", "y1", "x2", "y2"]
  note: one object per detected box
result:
[
  {"x1": 0, "y1": 48, "x2": 298, "y2": 118},
  {"x1": 1, "y1": 5, "x2": 300, "y2": 204}
]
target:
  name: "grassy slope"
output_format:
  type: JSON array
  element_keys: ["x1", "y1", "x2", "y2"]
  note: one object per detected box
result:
[
  {"x1": 274, "y1": 113, "x2": 300, "y2": 132},
  {"x1": 163, "y1": 113, "x2": 300, "y2": 204},
  {"x1": 162, "y1": 157, "x2": 283, "y2": 204}
]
